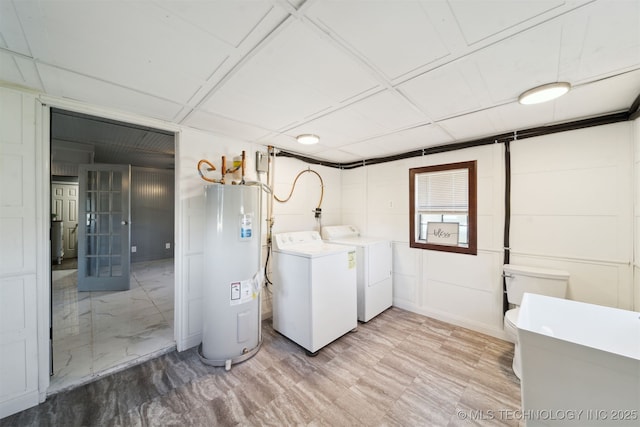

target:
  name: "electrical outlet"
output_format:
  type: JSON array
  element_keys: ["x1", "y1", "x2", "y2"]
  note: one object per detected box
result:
[
  {"x1": 165, "y1": 243, "x2": 171, "y2": 249},
  {"x1": 131, "y1": 246, "x2": 137, "y2": 253}
]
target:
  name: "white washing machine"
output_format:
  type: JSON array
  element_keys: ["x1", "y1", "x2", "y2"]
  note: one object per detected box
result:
[
  {"x1": 322, "y1": 225, "x2": 393, "y2": 322},
  {"x1": 272, "y1": 231, "x2": 357, "y2": 355}
]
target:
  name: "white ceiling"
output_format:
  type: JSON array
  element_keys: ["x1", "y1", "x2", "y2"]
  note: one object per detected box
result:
[{"x1": 2, "y1": 0, "x2": 639, "y2": 164}]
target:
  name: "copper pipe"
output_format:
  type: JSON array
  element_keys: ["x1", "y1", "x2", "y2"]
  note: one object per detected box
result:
[
  {"x1": 220, "y1": 156, "x2": 226, "y2": 184},
  {"x1": 197, "y1": 159, "x2": 218, "y2": 183}
]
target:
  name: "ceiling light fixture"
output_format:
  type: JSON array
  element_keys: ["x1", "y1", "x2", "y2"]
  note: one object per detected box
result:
[
  {"x1": 296, "y1": 134, "x2": 320, "y2": 145},
  {"x1": 518, "y1": 82, "x2": 571, "y2": 105}
]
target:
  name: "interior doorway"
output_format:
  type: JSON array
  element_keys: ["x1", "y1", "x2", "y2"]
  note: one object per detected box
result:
[{"x1": 49, "y1": 108, "x2": 176, "y2": 394}]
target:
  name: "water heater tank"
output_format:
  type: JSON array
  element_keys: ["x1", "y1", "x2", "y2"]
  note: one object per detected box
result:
[{"x1": 199, "y1": 184, "x2": 262, "y2": 369}]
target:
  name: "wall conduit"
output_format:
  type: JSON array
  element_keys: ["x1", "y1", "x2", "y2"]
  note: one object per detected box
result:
[{"x1": 503, "y1": 138, "x2": 512, "y2": 315}]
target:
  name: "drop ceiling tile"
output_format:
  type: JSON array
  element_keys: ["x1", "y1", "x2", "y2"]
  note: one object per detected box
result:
[
  {"x1": 284, "y1": 89, "x2": 429, "y2": 146},
  {"x1": 308, "y1": 1, "x2": 451, "y2": 80},
  {"x1": 437, "y1": 109, "x2": 505, "y2": 141},
  {"x1": 554, "y1": 69, "x2": 640, "y2": 122},
  {"x1": 0, "y1": 52, "x2": 42, "y2": 91},
  {"x1": 309, "y1": 149, "x2": 363, "y2": 164},
  {"x1": 181, "y1": 110, "x2": 272, "y2": 141},
  {"x1": 471, "y1": 21, "x2": 562, "y2": 103},
  {"x1": 0, "y1": 1, "x2": 31, "y2": 55},
  {"x1": 201, "y1": 19, "x2": 380, "y2": 129},
  {"x1": 350, "y1": 90, "x2": 428, "y2": 130},
  {"x1": 448, "y1": 0, "x2": 565, "y2": 44},
  {"x1": 398, "y1": 58, "x2": 488, "y2": 120},
  {"x1": 340, "y1": 140, "x2": 392, "y2": 160},
  {"x1": 157, "y1": 0, "x2": 274, "y2": 48},
  {"x1": 15, "y1": 1, "x2": 229, "y2": 103},
  {"x1": 38, "y1": 64, "x2": 183, "y2": 121},
  {"x1": 483, "y1": 102, "x2": 555, "y2": 135},
  {"x1": 342, "y1": 124, "x2": 453, "y2": 159},
  {"x1": 559, "y1": 0, "x2": 640, "y2": 82}
]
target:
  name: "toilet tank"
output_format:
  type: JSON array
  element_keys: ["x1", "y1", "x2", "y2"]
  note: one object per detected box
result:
[{"x1": 503, "y1": 264, "x2": 569, "y2": 306}]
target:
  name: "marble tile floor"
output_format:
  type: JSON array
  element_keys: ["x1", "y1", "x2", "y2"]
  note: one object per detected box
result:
[
  {"x1": 3, "y1": 307, "x2": 523, "y2": 426},
  {"x1": 49, "y1": 258, "x2": 175, "y2": 394}
]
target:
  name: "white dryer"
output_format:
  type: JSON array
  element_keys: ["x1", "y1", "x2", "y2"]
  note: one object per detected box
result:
[
  {"x1": 272, "y1": 231, "x2": 357, "y2": 355},
  {"x1": 322, "y1": 225, "x2": 392, "y2": 322}
]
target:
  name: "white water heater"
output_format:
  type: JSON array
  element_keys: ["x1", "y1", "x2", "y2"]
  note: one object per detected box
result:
[{"x1": 199, "y1": 184, "x2": 262, "y2": 369}]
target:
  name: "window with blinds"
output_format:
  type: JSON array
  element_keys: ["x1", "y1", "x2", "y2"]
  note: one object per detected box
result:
[{"x1": 409, "y1": 161, "x2": 477, "y2": 255}]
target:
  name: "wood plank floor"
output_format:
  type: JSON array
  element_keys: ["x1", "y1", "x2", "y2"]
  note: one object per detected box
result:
[{"x1": 1, "y1": 307, "x2": 522, "y2": 426}]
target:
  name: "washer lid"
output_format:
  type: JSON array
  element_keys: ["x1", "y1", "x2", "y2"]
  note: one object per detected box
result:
[
  {"x1": 328, "y1": 236, "x2": 389, "y2": 247},
  {"x1": 321, "y1": 225, "x2": 359, "y2": 240},
  {"x1": 274, "y1": 241, "x2": 356, "y2": 258}
]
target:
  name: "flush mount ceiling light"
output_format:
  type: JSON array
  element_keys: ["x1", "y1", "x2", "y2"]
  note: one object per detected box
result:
[
  {"x1": 296, "y1": 134, "x2": 320, "y2": 145},
  {"x1": 518, "y1": 82, "x2": 571, "y2": 105}
]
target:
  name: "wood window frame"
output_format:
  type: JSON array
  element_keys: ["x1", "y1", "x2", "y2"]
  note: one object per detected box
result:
[{"x1": 409, "y1": 160, "x2": 477, "y2": 255}]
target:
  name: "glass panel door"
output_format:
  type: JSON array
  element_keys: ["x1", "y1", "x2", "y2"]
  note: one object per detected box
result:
[{"x1": 77, "y1": 164, "x2": 131, "y2": 291}]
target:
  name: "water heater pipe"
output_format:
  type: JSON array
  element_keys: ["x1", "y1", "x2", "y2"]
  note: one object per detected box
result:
[
  {"x1": 274, "y1": 168, "x2": 324, "y2": 210},
  {"x1": 197, "y1": 159, "x2": 219, "y2": 183}
]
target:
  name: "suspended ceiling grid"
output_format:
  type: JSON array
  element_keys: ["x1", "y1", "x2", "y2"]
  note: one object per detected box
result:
[{"x1": 1, "y1": 0, "x2": 639, "y2": 163}]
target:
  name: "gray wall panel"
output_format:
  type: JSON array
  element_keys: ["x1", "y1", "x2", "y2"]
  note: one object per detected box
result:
[{"x1": 131, "y1": 167, "x2": 174, "y2": 262}]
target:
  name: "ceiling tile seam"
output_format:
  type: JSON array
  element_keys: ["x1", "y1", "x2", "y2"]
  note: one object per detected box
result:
[
  {"x1": 8, "y1": 0, "x2": 49, "y2": 93},
  {"x1": 152, "y1": 2, "x2": 274, "y2": 50},
  {"x1": 8, "y1": 0, "x2": 34, "y2": 57},
  {"x1": 570, "y1": 66, "x2": 640, "y2": 87},
  {"x1": 302, "y1": 16, "x2": 395, "y2": 91},
  {"x1": 389, "y1": 0, "x2": 599, "y2": 90},
  {"x1": 297, "y1": 9, "x2": 535, "y2": 125},
  {"x1": 274, "y1": 86, "x2": 436, "y2": 139},
  {"x1": 448, "y1": 0, "x2": 567, "y2": 47},
  {"x1": 171, "y1": 5, "x2": 285, "y2": 119},
  {"x1": 233, "y1": 5, "x2": 281, "y2": 49},
  {"x1": 178, "y1": 12, "x2": 294, "y2": 122},
  {"x1": 174, "y1": 55, "x2": 234, "y2": 123},
  {"x1": 299, "y1": 10, "x2": 441, "y2": 124},
  {"x1": 33, "y1": 60, "x2": 185, "y2": 108},
  {"x1": 0, "y1": 46, "x2": 38, "y2": 77},
  {"x1": 266, "y1": 13, "x2": 442, "y2": 134},
  {"x1": 187, "y1": 108, "x2": 280, "y2": 138},
  {"x1": 273, "y1": 0, "x2": 300, "y2": 15}
]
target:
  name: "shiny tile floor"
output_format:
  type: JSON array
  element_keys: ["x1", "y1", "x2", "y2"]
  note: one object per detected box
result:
[
  {"x1": 49, "y1": 258, "x2": 175, "y2": 394},
  {"x1": 3, "y1": 307, "x2": 522, "y2": 426}
]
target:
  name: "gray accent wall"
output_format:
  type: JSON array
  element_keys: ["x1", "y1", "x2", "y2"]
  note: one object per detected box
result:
[{"x1": 131, "y1": 167, "x2": 174, "y2": 263}]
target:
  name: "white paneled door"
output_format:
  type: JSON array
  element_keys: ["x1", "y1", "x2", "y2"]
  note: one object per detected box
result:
[
  {"x1": 77, "y1": 164, "x2": 131, "y2": 292},
  {"x1": 51, "y1": 183, "x2": 78, "y2": 259}
]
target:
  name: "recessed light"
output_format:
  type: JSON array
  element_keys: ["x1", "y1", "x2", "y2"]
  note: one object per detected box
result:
[
  {"x1": 296, "y1": 134, "x2": 320, "y2": 145},
  {"x1": 518, "y1": 82, "x2": 571, "y2": 105}
]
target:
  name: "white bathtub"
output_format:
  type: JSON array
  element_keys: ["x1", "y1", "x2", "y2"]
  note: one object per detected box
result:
[{"x1": 517, "y1": 293, "x2": 640, "y2": 426}]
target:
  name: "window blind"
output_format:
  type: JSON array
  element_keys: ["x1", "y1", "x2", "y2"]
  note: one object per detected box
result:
[{"x1": 416, "y1": 169, "x2": 468, "y2": 212}]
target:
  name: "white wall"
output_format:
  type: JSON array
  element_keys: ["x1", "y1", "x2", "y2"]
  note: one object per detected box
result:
[
  {"x1": 510, "y1": 122, "x2": 634, "y2": 310},
  {"x1": 341, "y1": 143, "x2": 506, "y2": 338},
  {"x1": 340, "y1": 121, "x2": 636, "y2": 341},
  {"x1": 270, "y1": 156, "x2": 342, "y2": 234}
]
